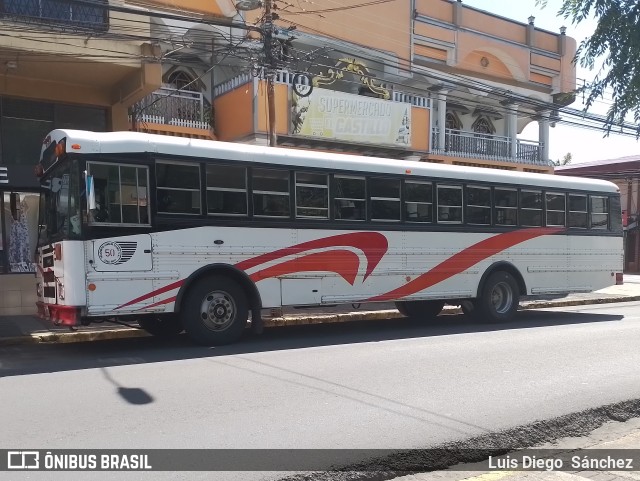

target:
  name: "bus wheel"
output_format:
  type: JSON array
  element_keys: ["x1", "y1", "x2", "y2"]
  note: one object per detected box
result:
[
  {"x1": 395, "y1": 300, "x2": 444, "y2": 321},
  {"x1": 181, "y1": 276, "x2": 248, "y2": 345},
  {"x1": 138, "y1": 315, "x2": 183, "y2": 338},
  {"x1": 476, "y1": 271, "x2": 519, "y2": 323},
  {"x1": 460, "y1": 300, "x2": 478, "y2": 320}
]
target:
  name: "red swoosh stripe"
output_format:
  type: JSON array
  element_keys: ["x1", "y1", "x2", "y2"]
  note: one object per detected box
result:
[
  {"x1": 249, "y1": 250, "x2": 361, "y2": 285},
  {"x1": 115, "y1": 232, "x2": 389, "y2": 310},
  {"x1": 236, "y1": 232, "x2": 387, "y2": 281},
  {"x1": 115, "y1": 279, "x2": 184, "y2": 310},
  {"x1": 368, "y1": 227, "x2": 564, "y2": 302}
]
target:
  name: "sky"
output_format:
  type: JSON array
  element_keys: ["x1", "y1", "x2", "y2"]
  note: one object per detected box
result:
[{"x1": 463, "y1": 0, "x2": 639, "y2": 164}]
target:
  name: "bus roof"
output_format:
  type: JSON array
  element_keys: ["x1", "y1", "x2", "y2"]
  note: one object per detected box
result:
[{"x1": 47, "y1": 129, "x2": 619, "y2": 193}]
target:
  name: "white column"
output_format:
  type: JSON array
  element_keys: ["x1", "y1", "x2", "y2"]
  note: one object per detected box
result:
[
  {"x1": 506, "y1": 103, "x2": 518, "y2": 159},
  {"x1": 437, "y1": 91, "x2": 447, "y2": 151},
  {"x1": 538, "y1": 110, "x2": 550, "y2": 163}
]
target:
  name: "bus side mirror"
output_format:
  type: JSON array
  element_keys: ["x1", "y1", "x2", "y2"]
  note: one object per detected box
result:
[{"x1": 85, "y1": 173, "x2": 96, "y2": 210}]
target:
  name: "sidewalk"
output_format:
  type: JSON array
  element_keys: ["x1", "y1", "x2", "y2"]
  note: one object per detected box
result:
[
  {"x1": 2, "y1": 276, "x2": 640, "y2": 347},
  {"x1": 391, "y1": 417, "x2": 640, "y2": 481}
]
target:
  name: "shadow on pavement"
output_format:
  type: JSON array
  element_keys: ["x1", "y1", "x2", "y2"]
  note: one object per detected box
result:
[{"x1": 0, "y1": 310, "x2": 623, "y2": 378}]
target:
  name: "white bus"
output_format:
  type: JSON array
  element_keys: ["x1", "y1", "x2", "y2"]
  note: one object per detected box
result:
[{"x1": 35, "y1": 129, "x2": 623, "y2": 345}]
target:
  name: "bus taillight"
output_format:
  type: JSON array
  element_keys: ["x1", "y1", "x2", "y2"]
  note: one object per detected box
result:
[{"x1": 616, "y1": 272, "x2": 624, "y2": 285}]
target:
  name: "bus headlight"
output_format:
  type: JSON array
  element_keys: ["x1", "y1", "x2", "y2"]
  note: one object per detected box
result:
[
  {"x1": 56, "y1": 279, "x2": 65, "y2": 300},
  {"x1": 36, "y1": 282, "x2": 43, "y2": 297}
]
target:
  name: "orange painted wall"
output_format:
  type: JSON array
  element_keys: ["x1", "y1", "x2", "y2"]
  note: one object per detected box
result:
[
  {"x1": 460, "y1": 51, "x2": 514, "y2": 80},
  {"x1": 412, "y1": 1, "x2": 575, "y2": 93},
  {"x1": 531, "y1": 53, "x2": 561, "y2": 72},
  {"x1": 416, "y1": 0, "x2": 453, "y2": 23},
  {"x1": 256, "y1": 81, "x2": 289, "y2": 135},
  {"x1": 415, "y1": 44, "x2": 448, "y2": 62},
  {"x1": 414, "y1": 22, "x2": 456, "y2": 44},
  {"x1": 134, "y1": 0, "x2": 227, "y2": 16},
  {"x1": 534, "y1": 31, "x2": 559, "y2": 53},
  {"x1": 213, "y1": 82, "x2": 254, "y2": 141},
  {"x1": 530, "y1": 72, "x2": 553, "y2": 86},
  {"x1": 456, "y1": 31, "x2": 528, "y2": 82},
  {"x1": 461, "y1": 8, "x2": 527, "y2": 45},
  {"x1": 412, "y1": 106, "x2": 430, "y2": 152},
  {"x1": 254, "y1": 0, "x2": 411, "y2": 66}
]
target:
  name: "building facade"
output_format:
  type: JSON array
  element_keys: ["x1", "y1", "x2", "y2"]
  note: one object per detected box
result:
[
  {"x1": 0, "y1": 0, "x2": 164, "y2": 313},
  {"x1": 0, "y1": 0, "x2": 577, "y2": 315}
]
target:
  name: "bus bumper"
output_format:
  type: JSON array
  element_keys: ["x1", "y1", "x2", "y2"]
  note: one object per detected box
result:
[{"x1": 36, "y1": 302, "x2": 81, "y2": 326}]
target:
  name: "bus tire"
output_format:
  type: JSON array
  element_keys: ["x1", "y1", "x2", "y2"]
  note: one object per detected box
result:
[
  {"x1": 460, "y1": 300, "x2": 478, "y2": 320},
  {"x1": 475, "y1": 271, "x2": 519, "y2": 323},
  {"x1": 181, "y1": 276, "x2": 249, "y2": 345},
  {"x1": 395, "y1": 300, "x2": 444, "y2": 321},
  {"x1": 138, "y1": 315, "x2": 183, "y2": 338}
]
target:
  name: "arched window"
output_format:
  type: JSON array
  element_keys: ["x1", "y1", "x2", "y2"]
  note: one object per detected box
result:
[
  {"x1": 472, "y1": 116, "x2": 496, "y2": 156},
  {"x1": 444, "y1": 112, "x2": 463, "y2": 153},
  {"x1": 473, "y1": 117, "x2": 493, "y2": 134},
  {"x1": 445, "y1": 112, "x2": 462, "y2": 130},
  {"x1": 167, "y1": 71, "x2": 197, "y2": 92}
]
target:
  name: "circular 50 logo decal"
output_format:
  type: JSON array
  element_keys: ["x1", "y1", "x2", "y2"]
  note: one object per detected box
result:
[{"x1": 98, "y1": 241, "x2": 122, "y2": 264}]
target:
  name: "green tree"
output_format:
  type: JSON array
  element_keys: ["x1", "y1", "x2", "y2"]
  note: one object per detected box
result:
[
  {"x1": 538, "y1": 0, "x2": 640, "y2": 133},
  {"x1": 552, "y1": 152, "x2": 572, "y2": 166}
]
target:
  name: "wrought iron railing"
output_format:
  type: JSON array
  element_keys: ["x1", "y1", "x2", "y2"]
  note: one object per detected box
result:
[
  {"x1": 1, "y1": 0, "x2": 108, "y2": 31},
  {"x1": 131, "y1": 87, "x2": 210, "y2": 130},
  {"x1": 431, "y1": 128, "x2": 543, "y2": 165},
  {"x1": 213, "y1": 71, "x2": 430, "y2": 108}
]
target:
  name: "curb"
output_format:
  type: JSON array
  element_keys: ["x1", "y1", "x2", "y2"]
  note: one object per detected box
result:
[{"x1": 1, "y1": 294, "x2": 639, "y2": 347}]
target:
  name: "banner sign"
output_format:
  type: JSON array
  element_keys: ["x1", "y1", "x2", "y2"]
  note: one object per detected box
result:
[
  {"x1": 291, "y1": 88, "x2": 411, "y2": 147},
  {"x1": 3, "y1": 449, "x2": 640, "y2": 472}
]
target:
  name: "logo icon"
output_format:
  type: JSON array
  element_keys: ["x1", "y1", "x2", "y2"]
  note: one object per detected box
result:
[
  {"x1": 8, "y1": 451, "x2": 39, "y2": 469},
  {"x1": 97, "y1": 242, "x2": 137, "y2": 265}
]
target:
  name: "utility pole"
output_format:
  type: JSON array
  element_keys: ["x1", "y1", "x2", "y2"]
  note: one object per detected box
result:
[{"x1": 263, "y1": 0, "x2": 278, "y2": 147}]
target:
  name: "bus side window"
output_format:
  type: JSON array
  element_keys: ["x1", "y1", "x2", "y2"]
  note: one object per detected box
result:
[
  {"x1": 334, "y1": 176, "x2": 365, "y2": 221},
  {"x1": 90, "y1": 178, "x2": 110, "y2": 223}
]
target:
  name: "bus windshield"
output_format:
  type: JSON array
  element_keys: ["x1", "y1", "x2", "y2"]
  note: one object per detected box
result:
[{"x1": 38, "y1": 158, "x2": 81, "y2": 245}]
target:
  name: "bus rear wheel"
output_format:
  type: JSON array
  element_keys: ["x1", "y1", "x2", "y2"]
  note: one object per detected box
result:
[
  {"x1": 138, "y1": 315, "x2": 183, "y2": 338},
  {"x1": 475, "y1": 271, "x2": 519, "y2": 323},
  {"x1": 395, "y1": 300, "x2": 445, "y2": 321},
  {"x1": 181, "y1": 276, "x2": 249, "y2": 345}
]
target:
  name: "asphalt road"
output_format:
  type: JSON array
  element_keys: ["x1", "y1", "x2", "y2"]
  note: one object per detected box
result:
[{"x1": 1, "y1": 302, "x2": 640, "y2": 479}]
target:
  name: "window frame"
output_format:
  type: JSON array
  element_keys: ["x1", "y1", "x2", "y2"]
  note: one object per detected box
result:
[
  {"x1": 334, "y1": 175, "x2": 366, "y2": 222},
  {"x1": 86, "y1": 160, "x2": 151, "y2": 227},
  {"x1": 590, "y1": 195, "x2": 610, "y2": 231},
  {"x1": 545, "y1": 191, "x2": 566, "y2": 227},
  {"x1": 437, "y1": 184, "x2": 463, "y2": 224},
  {"x1": 466, "y1": 184, "x2": 492, "y2": 226},
  {"x1": 156, "y1": 160, "x2": 202, "y2": 215},
  {"x1": 568, "y1": 193, "x2": 588, "y2": 229},
  {"x1": 252, "y1": 167, "x2": 291, "y2": 218},
  {"x1": 369, "y1": 176, "x2": 401, "y2": 222},
  {"x1": 205, "y1": 164, "x2": 248, "y2": 217},
  {"x1": 404, "y1": 180, "x2": 433, "y2": 223},
  {"x1": 295, "y1": 171, "x2": 329, "y2": 219},
  {"x1": 519, "y1": 189, "x2": 543, "y2": 227},
  {"x1": 493, "y1": 187, "x2": 518, "y2": 226}
]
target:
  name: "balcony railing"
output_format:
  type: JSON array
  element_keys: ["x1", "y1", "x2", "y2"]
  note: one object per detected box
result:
[
  {"x1": 213, "y1": 71, "x2": 430, "y2": 108},
  {"x1": 431, "y1": 128, "x2": 545, "y2": 165},
  {"x1": 131, "y1": 87, "x2": 210, "y2": 130}
]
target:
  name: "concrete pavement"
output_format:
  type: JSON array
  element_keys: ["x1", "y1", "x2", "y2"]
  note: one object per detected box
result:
[
  {"x1": 2, "y1": 275, "x2": 640, "y2": 346},
  {"x1": 391, "y1": 417, "x2": 640, "y2": 481}
]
